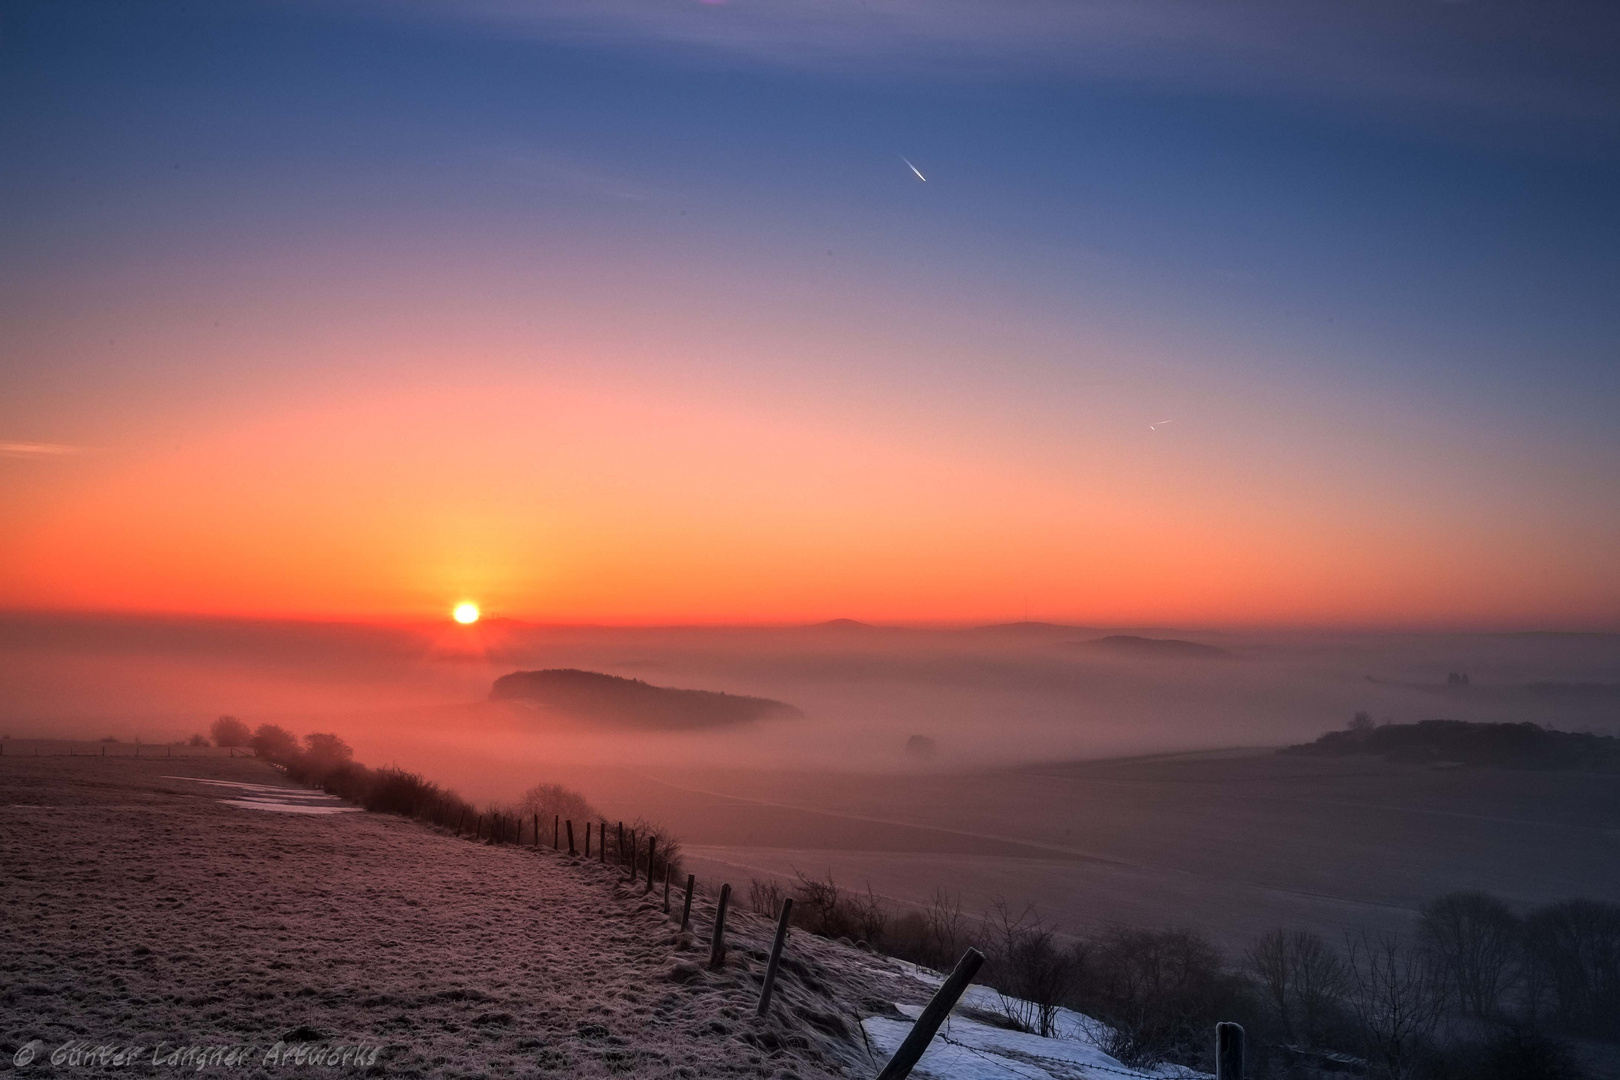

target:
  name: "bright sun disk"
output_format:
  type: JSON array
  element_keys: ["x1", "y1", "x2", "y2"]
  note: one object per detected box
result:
[{"x1": 453, "y1": 602, "x2": 480, "y2": 625}]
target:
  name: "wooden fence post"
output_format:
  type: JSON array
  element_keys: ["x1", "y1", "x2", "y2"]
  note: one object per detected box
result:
[
  {"x1": 585, "y1": 821, "x2": 592, "y2": 858},
  {"x1": 680, "y1": 874, "x2": 695, "y2": 931},
  {"x1": 663, "y1": 864, "x2": 672, "y2": 913},
  {"x1": 456, "y1": 808, "x2": 465, "y2": 836},
  {"x1": 645, "y1": 836, "x2": 657, "y2": 893},
  {"x1": 627, "y1": 829, "x2": 636, "y2": 877},
  {"x1": 1216, "y1": 1022, "x2": 1244, "y2": 1080},
  {"x1": 756, "y1": 897, "x2": 794, "y2": 1018},
  {"x1": 533, "y1": 813, "x2": 539, "y2": 847},
  {"x1": 599, "y1": 822, "x2": 607, "y2": 862},
  {"x1": 566, "y1": 819, "x2": 576, "y2": 856},
  {"x1": 708, "y1": 883, "x2": 732, "y2": 970},
  {"x1": 875, "y1": 948, "x2": 986, "y2": 1080},
  {"x1": 553, "y1": 815, "x2": 559, "y2": 849},
  {"x1": 476, "y1": 814, "x2": 483, "y2": 841},
  {"x1": 617, "y1": 822, "x2": 625, "y2": 864}
]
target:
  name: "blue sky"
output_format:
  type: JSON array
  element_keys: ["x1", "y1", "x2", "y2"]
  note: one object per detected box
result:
[{"x1": 2, "y1": 0, "x2": 1617, "y2": 624}]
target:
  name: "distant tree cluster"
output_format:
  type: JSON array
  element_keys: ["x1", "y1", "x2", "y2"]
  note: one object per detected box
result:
[{"x1": 1284, "y1": 719, "x2": 1620, "y2": 771}]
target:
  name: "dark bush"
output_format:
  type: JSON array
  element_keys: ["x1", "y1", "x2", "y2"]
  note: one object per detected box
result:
[
  {"x1": 210, "y1": 716, "x2": 251, "y2": 748},
  {"x1": 250, "y1": 723, "x2": 298, "y2": 760}
]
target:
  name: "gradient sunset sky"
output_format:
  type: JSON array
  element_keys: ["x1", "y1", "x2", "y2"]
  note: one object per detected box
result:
[{"x1": 3, "y1": 0, "x2": 1617, "y2": 627}]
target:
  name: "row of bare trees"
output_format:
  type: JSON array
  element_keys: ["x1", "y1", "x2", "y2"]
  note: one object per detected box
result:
[
  {"x1": 1418, "y1": 891, "x2": 1620, "y2": 1038},
  {"x1": 744, "y1": 870, "x2": 1615, "y2": 1079}
]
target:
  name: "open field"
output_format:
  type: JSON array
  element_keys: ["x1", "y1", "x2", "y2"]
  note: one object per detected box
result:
[
  {"x1": 565, "y1": 750, "x2": 1620, "y2": 953},
  {"x1": 0, "y1": 755, "x2": 948, "y2": 1080}
]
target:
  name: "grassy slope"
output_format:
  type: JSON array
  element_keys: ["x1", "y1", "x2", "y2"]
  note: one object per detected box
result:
[{"x1": 0, "y1": 756, "x2": 918, "y2": 1080}]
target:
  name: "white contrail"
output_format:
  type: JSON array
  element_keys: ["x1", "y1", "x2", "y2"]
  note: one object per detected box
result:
[
  {"x1": 1149, "y1": 420, "x2": 1173, "y2": 430},
  {"x1": 902, "y1": 157, "x2": 927, "y2": 182}
]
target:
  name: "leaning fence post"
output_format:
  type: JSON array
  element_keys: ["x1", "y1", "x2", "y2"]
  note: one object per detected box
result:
[
  {"x1": 756, "y1": 897, "x2": 794, "y2": 1017},
  {"x1": 645, "y1": 836, "x2": 657, "y2": 892},
  {"x1": 680, "y1": 874, "x2": 695, "y2": 931},
  {"x1": 627, "y1": 829, "x2": 637, "y2": 877},
  {"x1": 708, "y1": 883, "x2": 732, "y2": 969},
  {"x1": 1216, "y1": 1022, "x2": 1244, "y2": 1080},
  {"x1": 455, "y1": 808, "x2": 465, "y2": 836},
  {"x1": 566, "y1": 819, "x2": 576, "y2": 856},
  {"x1": 599, "y1": 821, "x2": 607, "y2": 862},
  {"x1": 875, "y1": 948, "x2": 986, "y2": 1080},
  {"x1": 662, "y1": 864, "x2": 672, "y2": 913}
]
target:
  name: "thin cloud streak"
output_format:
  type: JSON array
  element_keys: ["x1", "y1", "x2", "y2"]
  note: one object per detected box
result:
[{"x1": 0, "y1": 442, "x2": 83, "y2": 459}]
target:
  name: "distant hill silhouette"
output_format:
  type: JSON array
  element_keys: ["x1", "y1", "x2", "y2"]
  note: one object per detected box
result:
[
  {"x1": 802, "y1": 619, "x2": 878, "y2": 631},
  {"x1": 1282, "y1": 719, "x2": 1620, "y2": 771},
  {"x1": 490, "y1": 669, "x2": 801, "y2": 730},
  {"x1": 1066, "y1": 635, "x2": 1232, "y2": 658}
]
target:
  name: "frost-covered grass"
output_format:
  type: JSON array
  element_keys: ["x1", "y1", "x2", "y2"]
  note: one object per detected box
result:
[
  {"x1": 0, "y1": 757, "x2": 913, "y2": 1079},
  {"x1": 1, "y1": 756, "x2": 1216, "y2": 1080}
]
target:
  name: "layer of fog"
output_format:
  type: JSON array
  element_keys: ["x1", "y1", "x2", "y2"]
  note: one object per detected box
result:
[{"x1": 4, "y1": 614, "x2": 1616, "y2": 804}]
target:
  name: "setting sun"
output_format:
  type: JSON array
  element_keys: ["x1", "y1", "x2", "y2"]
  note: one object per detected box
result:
[{"x1": 452, "y1": 602, "x2": 480, "y2": 625}]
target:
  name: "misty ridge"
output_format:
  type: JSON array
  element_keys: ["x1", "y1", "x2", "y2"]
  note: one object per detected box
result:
[{"x1": 490, "y1": 668, "x2": 800, "y2": 730}]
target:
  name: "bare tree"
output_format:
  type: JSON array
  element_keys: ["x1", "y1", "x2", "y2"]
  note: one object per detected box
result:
[
  {"x1": 983, "y1": 900, "x2": 1081, "y2": 1038},
  {"x1": 849, "y1": 882, "x2": 889, "y2": 945},
  {"x1": 1248, "y1": 930, "x2": 1297, "y2": 1038},
  {"x1": 1523, "y1": 898, "x2": 1620, "y2": 1038},
  {"x1": 1418, "y1": 892, "x2": 1520, "y2": 1019},
  {"x1": 792, "y1": 870, "x2": 849, "y2": 938},
  {"x1": 748, "y1": 877, "x2": 786, "y2": 917},
  {"x1": 516, "y1": 782, "x2": 597, "y2": 825},
  {"x1": 1293, "y1": 930, "x2": 1348, "y2": 1042},
  {"x1": 924, "y1": 888, "x2": 966, "y2": 971},
  {"x1": 1344, "y1": 931, "x2": 1444, "y2": 1080}
]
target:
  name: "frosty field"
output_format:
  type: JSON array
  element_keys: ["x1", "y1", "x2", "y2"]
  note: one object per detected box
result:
[{"x1": 1, "y1": 755, "x2": 1185, "y2": 1080}]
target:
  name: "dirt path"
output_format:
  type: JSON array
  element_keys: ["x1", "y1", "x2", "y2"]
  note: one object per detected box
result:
[{"x1": 0, "y1": 757, "x2": 916, "y2": 1079}]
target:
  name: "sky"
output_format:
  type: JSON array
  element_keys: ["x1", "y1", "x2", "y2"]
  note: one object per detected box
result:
[{"x1": 2, "y1": 0, "x2": 1618, "y2": 629}]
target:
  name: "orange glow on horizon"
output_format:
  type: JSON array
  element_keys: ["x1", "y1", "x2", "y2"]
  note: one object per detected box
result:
[{"x1": 0, "y1": 346, "x2": 1614, "y2": 632}]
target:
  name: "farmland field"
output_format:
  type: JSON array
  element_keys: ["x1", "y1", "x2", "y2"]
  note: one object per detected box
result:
[{"x1": 569, "y1": 750, "x2": 1620, "y2": 952}]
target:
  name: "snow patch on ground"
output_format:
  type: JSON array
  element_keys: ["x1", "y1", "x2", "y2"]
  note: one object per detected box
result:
[
  {"x1": 164, "y1": 774, "x2": 362, "y2": 813},
  {"x1": 864, "y1": 961, "x2": 1208, "y2": 1080}
]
